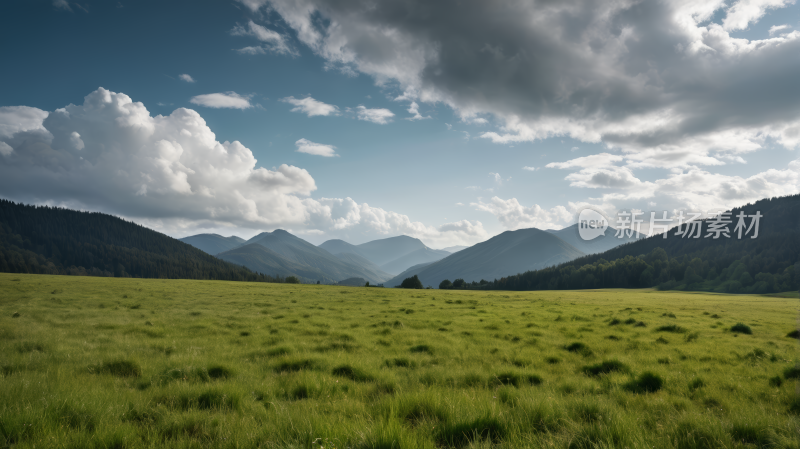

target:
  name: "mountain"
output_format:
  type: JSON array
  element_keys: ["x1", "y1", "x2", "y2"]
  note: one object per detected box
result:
[
  {"x1": 492, "y1": 194, "x2": 799, "y2": 294},
  {"x1": 354, "y1": 235, "x2": 428, "y2": 266},
  {"x1": 546, "y1": 223, "x2": 642, "y2": 255},
  {"x1": 337, "y1": 277, "x2": 367, "y2": 287},
  {"x1": 441, "y1": 245, "x2": 468, "y2": 253},
  {"x1": 239, "y1": 230, "x2": 390, "y2": 284},
  {"x1": 319, "y1": 234, "x2": 439, "y2": 274},
  {"x1": 0, "y1": 199, "x2": 279, "y2": 282},
  {"x1": 379, "y1": 247, "x2": 451, "y2": 275},
  {"x1": 179, "y1": 233, "x2": 244, "y2": 255},
  {"x1": 216, "y1": 244, "x2": 335, "y2": 283},
  {"x1": 384, "y1": 228, "x2": 585, "y2": 288},
  {"x1": 318, "y1": 239, "x2": 367, "y2": 258},
  {"x1": 384, "y1": 262, "x2": 436, "y2": 287},
  {"x1": 334, "y1": 252, "x2": 393, "y2": 283}
]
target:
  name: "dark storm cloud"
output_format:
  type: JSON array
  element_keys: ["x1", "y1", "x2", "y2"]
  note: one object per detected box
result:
[{"x1": 258, "y1": 0, "x2": 800, "y2": 159}]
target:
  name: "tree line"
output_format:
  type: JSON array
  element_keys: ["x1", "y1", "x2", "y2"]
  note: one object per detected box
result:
[
  {"x1": 445, "y1": 194, "x2": 799, "y2": 293},
  {"x1": 0, "y1": 199, "x2": 290, "y2": 283}
]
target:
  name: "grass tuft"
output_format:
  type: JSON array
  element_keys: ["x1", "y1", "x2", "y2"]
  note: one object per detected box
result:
[
  {"x1": 273, "y1": 358, "x2": 322, "y2": 373},
  {"x1": 95, "y1": 359, "x2": 142, "y2": 377},
  {"x1": 384, "y1": 358, "x2": 416, "y2": 368},
  {"x1": 409, "y1": 344, "x2": 433, "y2": 354},
  {"x1": 207, "y1": 365, "x2": 232, "y2": 379},
  {"x1": 624, "y1": 371, "x2": 664, "y2": 393},
  {"x1": 784, "y1": 366, "x2": 800, "y2": 379},
  {"x1": 581, "y1": 360, "x2": 630, "y2": 376},
  {"x1": 332, "y1": 364, "x2": 375, "y2": 382},
  {"x1": 689, "y1": 377, "x2": 705, "y2": 391},
  {"x1": 656, "y1": 324, "x2": 687, "y2": 333},
  {"x1": 490, "y1": 371, "x2": 543, "y2": 387},
  {"x1": 565, "y1": 342, "x2": 592, "y2": 356},
  {"x1": 435, "y1": 416, "x2": 505, "y2": 448},
  {"x1": 730, "y1": 323, "x2": 752, "y2": 334}
]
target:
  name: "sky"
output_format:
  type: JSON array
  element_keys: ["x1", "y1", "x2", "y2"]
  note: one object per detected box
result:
[{"x1": 0, "y1": 0, "x2": 799, "y2": 248}]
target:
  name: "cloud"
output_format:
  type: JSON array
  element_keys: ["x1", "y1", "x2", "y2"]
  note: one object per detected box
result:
[
  {"x1": 472, "y1": 197, "x2": 573, "y2": 230},
  {"x1": 546, "y1": 153, "x2": 624, "y2": 169},
  {"x1": 236, "y1": 46, "x2": 266, "y2": 55},
  {"x1": 304, "y1": 198, "x2": 489, "y2": 247},
  {"x1": 0, "y1": 88, "x2": 486, "y2": 247},
  {"x1": 253, "y1": 0, "x2": 800, "y2": 171},
  {"x1": 769, "y1": 24, "x2": 791, "y2": 36},
  {"x1": 189, "y1": 92, "x2": 252, "y2": 109},
  {"x1": 231, "y1": 20, "x2": 297, "y2": 56},
  {"x1": 522, "y1": 166, "x2": 538, "y2": 171},
  {"x1": 406, "y1": 102, "x2": 430, "y2": 120},
  {"x1": 354, "y1": 106, "x2": 394, "y2": 124},
  {"x1": 722, "y1": 0, "x2": 793, "y2": 31},
  {"x1": 281, "y1": 96, "x2": 339, "y2": 117},
  {"x1": 53, "y1": 0, "x2": 71, "y2": 11},
  {"x1": 0, "y1": 106, "x2": 49, "y2": 139},
  {"x1": 571, "y1": 147, "x2": 579, "y2": 151},
  {"x1": 179, "y1": 74, "x2": 195, "y2": 83},
  {"x1": 295, "y1": 138, "x2": 338, "y2": 157}
]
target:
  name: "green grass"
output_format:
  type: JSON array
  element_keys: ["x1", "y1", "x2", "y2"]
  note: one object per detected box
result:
[{"x1": 0, "y1": 273, "x2": 798, "y2": 448}]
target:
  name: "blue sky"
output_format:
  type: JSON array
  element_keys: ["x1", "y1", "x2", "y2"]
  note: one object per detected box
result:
[{"x1": 1, "y1": 0, "x2": 798, "y2": 247}]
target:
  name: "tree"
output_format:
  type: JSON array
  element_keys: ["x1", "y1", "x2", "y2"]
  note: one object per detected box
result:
[
  {"x1": 439, "y1": 279, "x2": 453, "y2": 289},
  {"x1": 400, "y1": 275, "x2": 423, "y2": 289},
  {"x1": 452, "y1": 278, "x2": 466, "y2": 289},
  {"x1": 285, "y1": 276, "x2": 300, "y2": 284}
]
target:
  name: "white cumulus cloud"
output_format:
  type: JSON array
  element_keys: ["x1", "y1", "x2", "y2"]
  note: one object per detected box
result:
[
  {"x1": 295, "y1": 138, "x2": 338, "y2": 157},
  {"x1": 281, "y1": 96, "x2": 339, "y2": 117},
  {"x1": 355, "y1": 106, "x2": 394, "y2": 124},
  {"x1": 0, "y1": 88, "x2": 486, "y2": 247},
  {"x1": 179, "y1": 74, "x2": 195, "y2": 83},
  {"x1": 190, "y1": 92, "x2": 252, "y2": 109},
  {"x1": 406, "y1": 102, "x2": 430, "y2": 120}
]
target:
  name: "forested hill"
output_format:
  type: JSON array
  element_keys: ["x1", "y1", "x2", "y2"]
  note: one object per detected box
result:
[
  {"x1": 0, "y1": 199, "x2": 280, "y2": 282},
  {"x1": 489, "y1": 194, "x2": 799, "y2": 293}
]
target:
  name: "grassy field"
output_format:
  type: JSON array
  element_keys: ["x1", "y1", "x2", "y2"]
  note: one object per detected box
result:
[{"x1": 1, "y1": 273, "x2": 798, "y2": 449}]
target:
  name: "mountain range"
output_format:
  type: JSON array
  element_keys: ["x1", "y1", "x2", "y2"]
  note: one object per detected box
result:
[
  {"x1": 318, "y1": 235, "x2": 450, "y2": 274},
  {"x1": 179, "y1": 234, "x2": 245, "y2": 256},
  {"x1": 215, "y1": 230, "x2": 394, "y2": 284},
  {"x1": 177, "y1": 221, "x2": 641, "y2": 287},
  {"x1": 383, "y1": 228, "x2": 586, "y2": 287}
]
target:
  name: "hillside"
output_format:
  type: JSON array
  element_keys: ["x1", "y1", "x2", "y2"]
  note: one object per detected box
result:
[
  {"x1": 546, "y1": 223, "x2": 641, "y2": 255},
  {"x1": 0, "y1": 199, "x2": 277, "y2": 282},
  {"x1": 491, "y1": 194, "x2": 800, "y2": 293},
  {"x1": 333, "y1": 252, "x2": 393, "y2": 283},
  {"x1": 216, "y1": 244, "x2": 336, "y2": 283},
  {"x1": 242, "y1": 230, "x2": 390, "y2": 284},
  {"x1": 441, "y1": 245, "x2": 468, "y2": 253},
  {"x1": 179, "y1": 233, "x2": 244, "y2": 255},
  {"x1": 385, "y1": 228, "x2": 585, "y2": 287},
  {"x1": 379, "y1": 247, "x2": 451, "y2": 275},
  {"x1": 318, "y1": 239, "x2": 366, "y2": 258},
  {"x1": 353, "y1": 235, "x2": 428, "y2": 266}
]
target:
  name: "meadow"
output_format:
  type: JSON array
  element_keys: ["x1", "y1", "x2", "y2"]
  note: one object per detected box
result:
[{"x1": 0, "y1": 273, "x2": 798, "y2": 449}]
